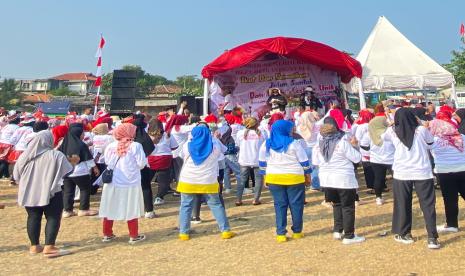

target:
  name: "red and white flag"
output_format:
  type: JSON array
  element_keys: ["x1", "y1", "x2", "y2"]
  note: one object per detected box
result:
[
  {"x1": 94, "y1": 35, "x2": 105, "y2": 114},
  {"x1": 460, "y1": 23, "x2": 465, "y2": 43}
]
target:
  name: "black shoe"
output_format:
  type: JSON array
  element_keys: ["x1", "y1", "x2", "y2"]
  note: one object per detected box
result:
[
  {"x1": 427, "y1": 238, "x2": 441, "y2": 249},
  {"x1": 394, "y1": 234, "x2": 414, "y2": 244},
  {"x1": 172, "y1": 192, "x2": 180, "y2": 197}
]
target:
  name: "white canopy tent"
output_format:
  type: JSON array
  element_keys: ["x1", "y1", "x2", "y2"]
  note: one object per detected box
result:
[{"x1": 348, "y1": 16, "x2": 456, "y2": 109}]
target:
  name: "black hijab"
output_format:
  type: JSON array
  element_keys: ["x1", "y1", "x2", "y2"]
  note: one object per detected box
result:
[
  {"x1": 133, "y1": 115, "x2": 155, "y2": 157},
  {"x1": 33, "y1": 121, "x2": 49, "y2": 132},
  {"x1": 394, "y1": 108, "x2": 419, "y2": 150},
  {"x1": 412, "y1": 107, "x2": 432, "y2": 121},
  {"x1": 58, "y1": 123, "x2": 93, "y2": 162},
  {"x1": 455, "y1": 109, "x2": 465, "y2": 135}
]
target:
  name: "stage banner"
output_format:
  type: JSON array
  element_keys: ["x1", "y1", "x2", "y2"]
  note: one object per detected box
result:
[{"x1": 210, "y1": 57, "x2": 339, "y2": 117}]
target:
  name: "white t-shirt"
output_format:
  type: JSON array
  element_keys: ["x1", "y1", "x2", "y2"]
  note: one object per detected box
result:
[
  {"x1": 170, "y1": 125, "x2": 195, "y2": 158},
  {"x1": 231, "y1": 124, "x2": 245, "y2": 143},
  {"x1": 236, "y1": 129, "x2": 265, "y2": 167},
  {"x1": 179, "y1": 144, "x2": 221, "y2": 184},
  {"x1": 312, "y1": 135, "x2": 361, "y2": 189},
  {"x1": 369, "y1": 131, "x2": 395, "y2": 165},
  {"x1": 69, "y1": 159, "x2": 96, "y2": 177},
  {"x1": 151, "y1": 133, "x2": 178, "y2": 156},
  {"x1": 104, "y1": 141, "x2": 147, "y2": 187},
  {"x1": 385, "y1": 126, "x2": 434, "y2": 180},
  {"x1": 92, "y1": 134, "x2": 115, "y2": 163},
  {"x1": 0, "y1": 124, "x2": 20, "y2": 145},
  {"x1": 431, "y1": 134, "x2": 465, "y2": 173},
  {"x1": 12, "y1": 126, "x2": 33, "y2": 151},
  {"x1": 354, "y1": 123, "x2": 370, "y2": 161}
]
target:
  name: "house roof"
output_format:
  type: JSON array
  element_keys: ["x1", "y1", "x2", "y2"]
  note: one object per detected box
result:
[
  {"x1": 22, "y1": 93, "x2": 51, "y2": 103},
  {"x1": 50, "y1": 73, "x2": 97, "y2": 82},
  {"x1": 148, "y1": 84, "x2": 182, "y2": 95}
]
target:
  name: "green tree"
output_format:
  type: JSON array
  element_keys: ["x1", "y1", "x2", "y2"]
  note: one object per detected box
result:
[
  {"x1": 175, "y1": 75, "x2": 203, "y2": 96},
  {"x1": 101, "y1": 73, "x2": 113, "y2": 94},
  {"x1": 0, "y1": 78, "x2": 17, "y2": 108},
  {"x1": 444, "y1": 47, "x2": 465, "y2": 85},
  {"x1": 48, "y1": 87, "x2": 78, "y2": 96}
]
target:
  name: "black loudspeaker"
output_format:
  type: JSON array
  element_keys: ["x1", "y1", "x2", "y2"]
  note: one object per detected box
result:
[
  {"x1": 179, "y1": 95, "x2": 197, "y2": 114},
  {"x1": 195, "y1": 97, "x2": 204, "y2": 115},
  {"x1": 111, "y1": 70, "x2": 136, "y2": 113}
]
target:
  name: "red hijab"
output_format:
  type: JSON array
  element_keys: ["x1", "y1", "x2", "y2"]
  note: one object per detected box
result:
[
  {"x1": 268, "y1": 113, "x2": 284, "y2": 129},
  {"x1": 52, "y1": 125, "x2": 69, "y2": 147},
  {"x1": 165, "y1": 114, "x2": 188, "y2": 134},
  {"x1": 436, "y1": 110, "x2": 458, "y2": 128},
  {"x1": 329, "y1": 109, "x2": 345, "y2": 129},
  {"x1": 355, "y1": 109, "x2": 374, "y2": 125}
]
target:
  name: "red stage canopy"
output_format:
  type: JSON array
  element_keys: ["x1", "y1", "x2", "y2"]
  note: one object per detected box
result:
[{"x1": 201, "y1": 36, "x2": 362, "y2": 83}]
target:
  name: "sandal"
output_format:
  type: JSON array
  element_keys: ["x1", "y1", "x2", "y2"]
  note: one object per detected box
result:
[
  {"x1": 29, "y1": 245, "x2": 44, "y2": 255},
  {"x1": 252, "y1": 200, "x2": 261, "y2": 206},
  {"x1": 235, "y1": 201, "x2": 243, "y2": 206},
  {"x1": 43, "y1": 249, "x2": 71, "y2": 258}
]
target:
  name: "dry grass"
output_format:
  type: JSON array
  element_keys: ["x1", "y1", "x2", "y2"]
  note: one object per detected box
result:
[{"x1": 1, "y1": 172, "x2": 464, "y2": 276}]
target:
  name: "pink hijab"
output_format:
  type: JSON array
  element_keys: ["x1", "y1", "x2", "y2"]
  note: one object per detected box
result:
[{"x1": 113, "y1": 123, "x2": 137, "y2": 156}]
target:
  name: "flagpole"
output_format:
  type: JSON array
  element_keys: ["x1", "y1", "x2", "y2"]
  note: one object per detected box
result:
[{"x1": 94, "y1": 85, "x2": 101, "y2": 117}]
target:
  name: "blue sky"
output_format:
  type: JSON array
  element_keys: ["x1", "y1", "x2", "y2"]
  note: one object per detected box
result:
[{"x1": 1, "y1": 0, "x2": 464, "y2": 80}]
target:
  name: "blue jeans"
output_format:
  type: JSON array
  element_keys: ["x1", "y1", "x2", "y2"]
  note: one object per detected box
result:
[
  {"x1": 305, "y1": 147, "x2": 320, "y2": 189},
  {"x1": 179, "y1": 193, "x2": 230, "y2": 234},
  {"x1": 238, "y1": 166, "x2": 263, "y2": 201},
  {"x1": 268, "y1": 184, "x2": 305, "y2": 235},
  {"x1": 224, "y1": 154, "x2": 241, "y2": 190}
]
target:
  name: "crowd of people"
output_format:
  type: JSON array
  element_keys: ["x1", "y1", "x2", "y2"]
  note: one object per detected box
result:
[{"x1": 2, "y1": 90, "x2": 465, "y2": 257}]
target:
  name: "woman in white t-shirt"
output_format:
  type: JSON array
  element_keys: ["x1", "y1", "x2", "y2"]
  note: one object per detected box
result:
[
  {"x1": 90, "y1": 123, "x2": 114, "y2": 193},
  {"x1": 385, "y1": 108, "x2": 440, "y2": 249},
  {"x1": 312, "y1": 117, "x2": 365, "y2": 245},
  {"x1": 165, "y1": 115, "x2": 190, "y2": 185},
  {"x1": 429, "y1": 111, "x2": 465, "y2": 233},
  {"x1": 147, "y1": 119, "x2": 178, "y2": 208},
  {"x1": 368, "y1": 113, "x2": 395, "y2": 205},
  {"x1": 236, "y1": 117, "x2": 265, "y2": 206},
  {"x1": 298, "y1": 111, "x2": 321, "y2": 190},
  {"x1": 353, "y1": 109, "x2": 374, "y2": 193}
]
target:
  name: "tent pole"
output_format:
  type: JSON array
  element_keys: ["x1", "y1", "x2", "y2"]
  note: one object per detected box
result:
[
  {"x1": 203, "y1": 78, "x2": 209, "y2": 116},
  {"x1": 451, "y1": 81, "x2": 458, "y2": 107},
  {"x1": 357, "y1": 78, "x2": 367, "y2": 109}
]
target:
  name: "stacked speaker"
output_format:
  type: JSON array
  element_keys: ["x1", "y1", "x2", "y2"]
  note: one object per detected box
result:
[{"x1": 110, "y1": 70, "x2": 137, "y2": 114}]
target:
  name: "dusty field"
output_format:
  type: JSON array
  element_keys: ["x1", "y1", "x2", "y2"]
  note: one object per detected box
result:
[{"x1": 1, "y1": 171, "x2": 465, "y2": 276}]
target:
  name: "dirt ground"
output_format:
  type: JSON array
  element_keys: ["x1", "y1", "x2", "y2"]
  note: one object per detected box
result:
[{"x1": 1, "y1": 171, "x2": 464, "y2": 276}]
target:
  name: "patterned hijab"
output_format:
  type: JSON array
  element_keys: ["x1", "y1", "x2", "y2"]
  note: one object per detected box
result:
[
  {"x1": 429, "y1": 119, "x2": 463, "y2": 152},
  {"x1": 113, "y1": 123, "x2": 137, "y2": 156}
]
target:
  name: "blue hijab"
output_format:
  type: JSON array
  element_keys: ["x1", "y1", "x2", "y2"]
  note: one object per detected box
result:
[
  {"x1": 188, "y1": 125, "x2": 213, "y2": 165},
  {"x1": 266, "y1": 120, "x2": 294, "y2": 153}
]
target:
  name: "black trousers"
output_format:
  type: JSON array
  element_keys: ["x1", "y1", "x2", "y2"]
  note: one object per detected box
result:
[
  {"x1": 371, "y1": 163, "x2": 390, "y2": 198},
  {"x1": 141, "y1": 167, "x2": 155, "y2": 212},
  {"x1": 392, "y1": 178, "x2": 438, "y2": 239},
  {"x1": 193, "y1": 169, "x2": 225, "y2": 219},
  {"x1": 0, "y1": 160, "x2": 9, "y2": 178},
  {"x1": 172, "y1": 157, "x2": 183, "y2": 184},
  {"x1": 63, "y1": 175, "x2": 92, "y2": 211},
  {"x1": 361, "y1": 161, "x2": 375, "y2": 189},
  {"x1": 25, "y1": 192, "x2": 63, "y2": 245},
  {"x1": 155, "y1": 169, "x2": 173, "y2": 199},
  {"x1": 325, "y1": 188, "x2": 357, "y2": 239},
  {"x1": 437, "y1": 172, "x2": 465, "y2": 228}
]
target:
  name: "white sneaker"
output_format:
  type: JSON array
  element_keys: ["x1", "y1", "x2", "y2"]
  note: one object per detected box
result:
[
  {"x1": 144, "y1": 211, "x2": 156, "y2": 219},
  {"x1": 333, "y1": 232, "x2": 343, "y2": 240},
  {"x1": 243, "y1": 188, "x2": 253, "y2": 195},
  {"x1": 154, "y1": 197, "x2": 165, "y2": 206},
  {"x1": 437, "y1": 224, "x2": 459, "y2": 233},
  {"x1": 224, "y1": 188, "x2": 232, "y2": 194},
  {"x1": 128, "y1": 234, "x2": 146, "y2": 245},
  {"x1": 342, "y1": 235, "x2": 366, "y2": 245},
  {"x1": 375, "y1": 197, "x2": 385, "y2": 206}
]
